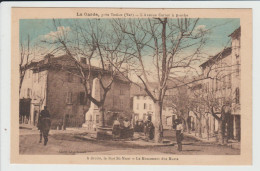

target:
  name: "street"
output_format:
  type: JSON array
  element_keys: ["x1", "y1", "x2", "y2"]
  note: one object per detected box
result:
[{"x1": 19, "y1": 129, "x2": 240, "y2": 155}]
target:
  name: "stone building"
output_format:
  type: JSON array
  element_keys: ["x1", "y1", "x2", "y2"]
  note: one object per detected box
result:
[
  {"x1": 197, "y1": 27, "x2": 241, "y2": 141},
  {"x1": 19, "y1": 54, "x2": 131, "y2": 129},
  {"x1": 163, "y1": 27, "x2": 241, "y2": 141},
  {"x1": 130, "y1": 84, "x2": 177, "y2": 129}
]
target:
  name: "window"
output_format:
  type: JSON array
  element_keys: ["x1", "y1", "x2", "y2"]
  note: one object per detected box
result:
[
  {"x1": 34, "y1": 73, "x2": 38, "y2": 83},
  {"x1": 236, "y1": 61, "x2": 240, "y2": 77},
  {"x1": 120, "y1": 101, "x2": 124, "y2": 109},
  {"x1": 207, "y1": 83, "x2": 209, "y2": 92},
  {"x1": 216, "y1": 79, "x2": 218, "y2": 91},
  {"x1": 235, "y1": 88, "x2": 240, "y2": 104},
  {"x1": 144, "y1": 103, "x2": 147, "y2": 109},
  {"x1": 120, "y1": 89, "x2": 124, "y2": 95},
  {"x1": 211, "y1": 79, "x2": 214, "y2": 92},
  {"x1": 96, "y1": 115, "x2": 99, "y2": 123},
  {"x1": 27, "y1": 88, "x2": 31, "y2": 98},
  {"x1": 136, "y1": 103, "x2": 139, "y2": 110},
  {"x1": 228, "y1": 74, "x2": 231, "y2": 89},
  {"x1": 222, "y1": 77, "x2": 226, "y2": 90},
  {"x1": 79, "y1": 92, "x2": 86, "y2": 105},
  {"x1": 66, "y1": 92, "x2": 72, "y2": 104},
  {"x1": 204, "y1": 83, "x2": 209, "y2": 92},
  {"x1": 149, "y1": 104, "x2": 152, "y2": 110},
  {"x1": 67, "y1": 73, "x2": 73, "y2": 82}
]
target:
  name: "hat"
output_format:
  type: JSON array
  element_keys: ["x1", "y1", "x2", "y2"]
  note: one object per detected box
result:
[{"x1": 175, "y1": 119, "x2": 181, "y2": 124}]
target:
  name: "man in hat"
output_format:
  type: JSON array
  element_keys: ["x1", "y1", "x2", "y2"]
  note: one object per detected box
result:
[
  {"x1": 38, "y1": 106, "x2": 51, "y2": 146},
  {"x1": 175, "y1": 119, "x2": 184, "y2": 151},
  {"x1": 123, "y1": 117, "x2": 131, "y2": 129},
  {"x1": 145, "y1": 116, "x2": 154, "y2": 140}
]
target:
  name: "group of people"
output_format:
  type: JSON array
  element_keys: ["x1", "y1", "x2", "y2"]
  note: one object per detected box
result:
[
  {"x1": 112, "y1": 117, "x2": 133, "y2": 139},
  {"x1": 113, "y1": 116, "x2": 184, "y2": 151},
  {"x1": 113, "y1": 116, "x2": 155, "y2": 141},
  {"x1": 36, "y1": 107, "x2": 184, "y2": 152}
]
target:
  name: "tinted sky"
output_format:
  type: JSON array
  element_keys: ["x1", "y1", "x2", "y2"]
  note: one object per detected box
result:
[
  {"x1": 20, "y1": 18, "x2": 240, "y2": 54},
  {"x1": 20, "y1": 18, "x2": 240, "y2": 56},
  {"x1": 19, "y1": 18, "x2": 240, "y2": 80}
]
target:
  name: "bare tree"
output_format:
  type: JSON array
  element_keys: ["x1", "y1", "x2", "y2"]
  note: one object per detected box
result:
[
  {"x1": 113, "y1": 18, "x2": 209, "y2": 142},
  {"x1": 190, "y1": 80, "x2": 233, "y2": 144},
  {"x1": 166, "y1": 86, "x2": 191, "y2": 133},
  {"x1": 19, "y1": 35, "x2": 31, "y2": 94},
  {"x1": 42, "y1": 19, "x2": 130, "y2": 127}
]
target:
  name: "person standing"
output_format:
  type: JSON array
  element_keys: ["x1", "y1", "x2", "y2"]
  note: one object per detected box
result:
[
  {"x1": 176, "y1": 119, "x2": 184, "y2": 151},
  {"x1": 112, "y1": 117, "x2": 121, "y2": 140},
  {"x1": 38, "y1": 106, "x2": 51, "y2": 146},
  {"x1": 145, "y1": 116, "x2": 154, "y2": 141}
]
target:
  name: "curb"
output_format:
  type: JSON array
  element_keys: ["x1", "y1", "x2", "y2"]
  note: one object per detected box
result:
[
  {"x1": 183, "y1": 133, "x2": 216, "y2": 143},
  {"x1": 184, "y1": 133, "x2": 240, "y2": 150},
  {"x1": 74, "y1": 135, "x2": 175, "y2": 147}
]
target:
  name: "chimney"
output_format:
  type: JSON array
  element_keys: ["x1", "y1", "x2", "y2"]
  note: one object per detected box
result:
[
  {"x1": 44, "y1": 53, "x2": 54, "y2": 64},
  {"x1": 80, "y1": 57, "x2": 87, "y2": 64},
  {"x1": 44, "y1": 53, "x2": 54, "y2": 59}
]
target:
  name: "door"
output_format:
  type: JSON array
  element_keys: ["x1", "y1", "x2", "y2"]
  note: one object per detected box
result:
[{"x1": 33, "y1": 105, "x2": 40, "y2": 126}]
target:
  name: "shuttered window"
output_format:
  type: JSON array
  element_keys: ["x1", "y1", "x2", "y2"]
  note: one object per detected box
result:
[{"x1": 66, "y1": 92, "x2": 72, "y2": 104}]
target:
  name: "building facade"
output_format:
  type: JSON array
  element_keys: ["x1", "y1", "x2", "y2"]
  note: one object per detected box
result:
[
  {"x1": 131, "y1": 92, "x2": 176, "y2": 129},
  {"x1": 197, "y1": 27, "x2": 241, "y2": 141},
  {"x1": 19, "y1": 54, "x2": 131, "y2": 128}
]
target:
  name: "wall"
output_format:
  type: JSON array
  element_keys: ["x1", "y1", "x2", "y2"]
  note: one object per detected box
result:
[
  {"x1": 47, "y1": 69, "x2": 88, "y2": 122},
  {"x1": 20, "y1": 69, "x2": 48, "y2": 125},
  {"x1": 231, "y1": 33, "x2": 241, "y2": 115},
  {"x1": 133, "y1": 95, "x2": 175, "y2": 128}
]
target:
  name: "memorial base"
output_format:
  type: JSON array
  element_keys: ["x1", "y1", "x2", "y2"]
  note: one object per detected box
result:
[{"x1": 97, "y1": 127, "x2": 113, "y2": 140}]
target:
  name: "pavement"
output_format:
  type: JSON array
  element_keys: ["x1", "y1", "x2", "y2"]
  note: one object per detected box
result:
[
  {"x1": 74, "y1": 134, "x2": 174, "y2": 147},
  {"x1": 20, "y1": 123, "x2": 174, "y2": 147},
  {"x1": 19, "y1": 124, "x2": 240, "y2": 154},
  {"x1": 183, "y1": 131, "x2": 241, "y2": 150},
  {"x1": 19, "y1": 123, "x2": 87, "y2": 135}
]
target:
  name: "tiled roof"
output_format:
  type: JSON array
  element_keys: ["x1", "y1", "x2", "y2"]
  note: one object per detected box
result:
[
  {"x1": 29, "y1": 54, "x2": 130, "y2": 83},
  {"x1": 199, "y1": 47, "x2": 232, "y2": 69},
  {"x1": 229, "y1": 27, "x2": 241, "y2": 38}
]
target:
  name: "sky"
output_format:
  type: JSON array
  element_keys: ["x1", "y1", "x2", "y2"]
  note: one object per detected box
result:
[
  {"x1": 19, "y1": 18, "x2": 240, "y2": 80},
  {"x1": 20, "y1": 18, "x2": 240, "y2": 53}
]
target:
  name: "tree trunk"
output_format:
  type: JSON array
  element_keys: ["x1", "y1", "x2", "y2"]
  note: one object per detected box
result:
[
  {"x1": 184, "y1": 117, "x2": 190, "y2": 134},
  {"x1": 206, "y1": 118, "x2": 210, "y2": 140},
  {"x1": 207, "y1": 119, "x2": 210, "y2": 140},
  {"x1": 217, "y1": 120, "x2": 224, "y2": 144},
  {"x1": 154, "y1": 101, "x2": 163, "y2": 143},
  {"x1": 19, "y1": 73, "x2": 25, "y2": 95},
  {"x1": 198, "y1": 117, "x2": 202, "y2": 138},
  {"x1": 99, "y1": 106, "x2": 105, "y2": 127}
]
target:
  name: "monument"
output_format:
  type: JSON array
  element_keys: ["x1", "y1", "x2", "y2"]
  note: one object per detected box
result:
[{"x1": 82, "y1": 78, "x2": 101, "y2": 131}]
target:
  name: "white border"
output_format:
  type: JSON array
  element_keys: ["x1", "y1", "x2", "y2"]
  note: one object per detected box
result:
[{"x1": 1, "y1": 1, "x2": 260, "y2": 171}]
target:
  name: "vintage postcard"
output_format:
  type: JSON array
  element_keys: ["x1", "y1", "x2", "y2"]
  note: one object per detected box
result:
[{"x1": 11, "y1": 7, "x2": 252, "y2": 165}]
